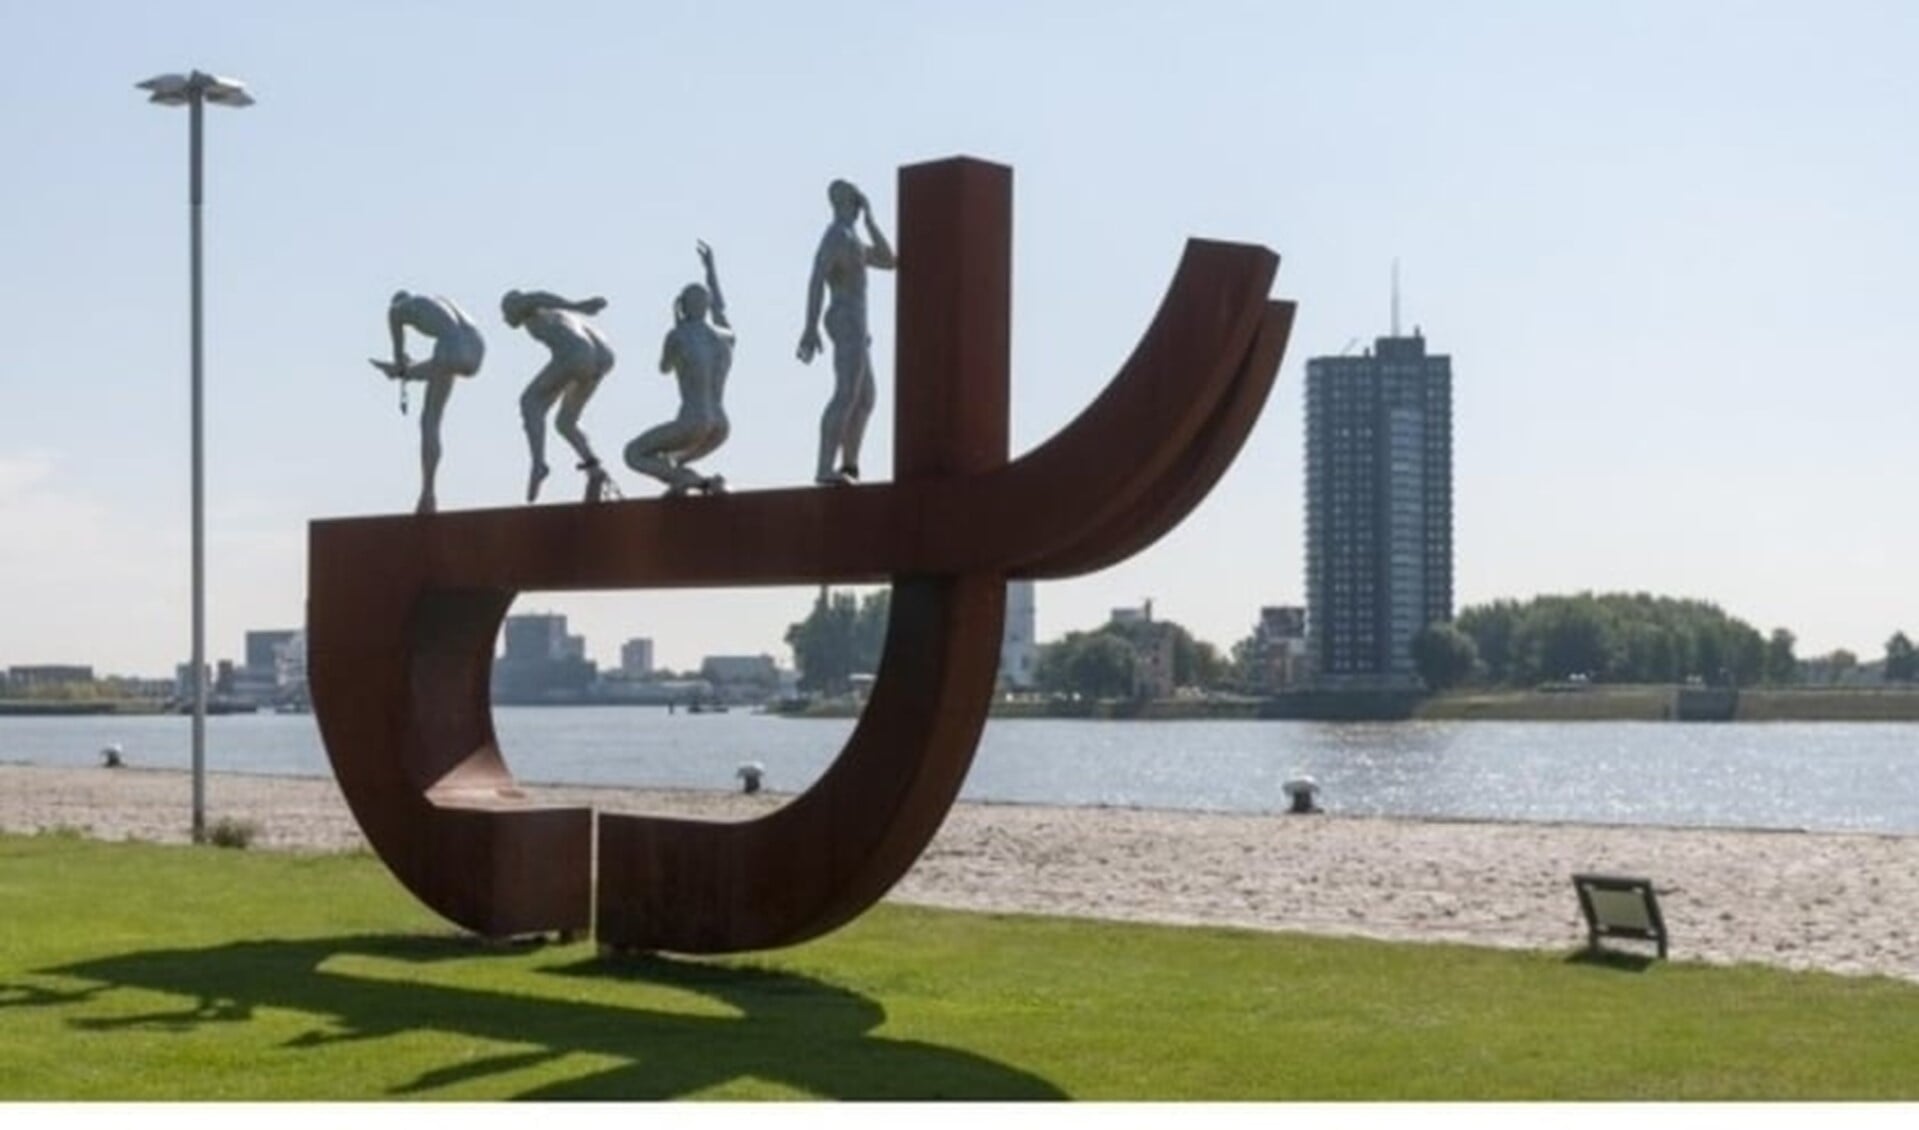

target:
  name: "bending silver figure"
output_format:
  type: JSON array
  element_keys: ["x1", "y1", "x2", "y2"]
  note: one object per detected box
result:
[
  {"x1": 370, "y1": 291, "x2": 485, "y2": 515},
  {"x1": 624, "y1": 241, "x2": 732, "y2": 496},
  {"x1": 797, "y1": 179, "x2": 895, "y2": 485},
  {"x1": 503, "y1": 289, "x2": 616, "y2": 503}
]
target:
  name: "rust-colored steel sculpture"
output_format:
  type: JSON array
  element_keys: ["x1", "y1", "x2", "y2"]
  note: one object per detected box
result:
[{"x1": 307, "y1": 156, "x2": 1295, "y2": 953}]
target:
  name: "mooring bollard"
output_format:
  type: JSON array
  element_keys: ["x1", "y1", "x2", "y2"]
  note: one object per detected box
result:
[{"x1": 1282, "y1": 776, "x2": 1320, "y2": 814}]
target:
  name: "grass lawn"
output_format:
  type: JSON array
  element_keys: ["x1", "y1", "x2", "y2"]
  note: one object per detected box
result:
[{"x1": 3, "y1": 831, "x2": 1917, "y2": 1100}]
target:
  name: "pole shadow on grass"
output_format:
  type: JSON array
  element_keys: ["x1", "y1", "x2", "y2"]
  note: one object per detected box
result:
[{"x1": 5, "y1": 934, "x2": 1064, "y2": 1100}]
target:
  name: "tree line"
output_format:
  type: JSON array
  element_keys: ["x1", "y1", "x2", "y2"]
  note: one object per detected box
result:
[
  {"x1": 1033, "y1": 618, "x2": 1226, "y2": 700},
  {"x1": 1429, "y1": 592, "x2": 1916, "y2": 690},
  {"x1": 782, "y1": 587, "x2": 1918, "y2": 698},
  {"x1": 783, "y1": 588, "x2": 890, "y2": 697},
  {"x1": 782, "y1": 589, "x2": 1229, "y2": 701}
]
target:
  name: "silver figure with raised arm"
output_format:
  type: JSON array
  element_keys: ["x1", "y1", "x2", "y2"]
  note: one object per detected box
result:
[
  {"x1": 797, "y1": 178, "x2": 895, "y2": 485},
  {"x1": 502, "y1": 289, "x2": 617, "y2": 503},
  {"x1": 370, "y1": 291, "x2": 485, "y2": 515},
  {"x1": 624, "y1": 241, "x2": 732, "y2": 496}
]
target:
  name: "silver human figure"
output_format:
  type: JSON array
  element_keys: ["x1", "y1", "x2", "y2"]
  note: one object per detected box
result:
[
  {"x1": 624, "y1": 242, "x2": 732, "y2": 496},
  {"x1": 797, "y1": 179, "x2": 896, "y2": 485},
  {"x1": 370, "y1": 291, "x2": 485, "y2": 515},
  {"x1": 502, "y1": 290, "x2": 616, "y2": 503}
]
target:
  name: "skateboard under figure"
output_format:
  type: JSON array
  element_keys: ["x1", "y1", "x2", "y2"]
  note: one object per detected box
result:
[
  {"x1": 665, "y1": 473, "x2": 726, "y2": 497},
  {"x1": 624, "y1": 242, "x2": 733, "y2": 496}
]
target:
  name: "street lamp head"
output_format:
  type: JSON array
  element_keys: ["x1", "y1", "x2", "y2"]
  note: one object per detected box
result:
[
  {"x1": 137, "y1": 70, "x2": 255, "y2": 108},
  {"x1": 201, "y1": 74, "x2": 255, "y2": 107},
  {"x1": 137, "y1": 73, "x2": 194, "y2": 105}
]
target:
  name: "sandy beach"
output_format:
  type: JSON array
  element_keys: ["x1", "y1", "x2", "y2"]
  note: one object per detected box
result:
[{"x1": 4, "y1": 762, "x2": 1916, "y2": 984}]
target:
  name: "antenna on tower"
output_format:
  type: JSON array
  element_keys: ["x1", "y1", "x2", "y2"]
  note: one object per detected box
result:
[{"x1": 1391, "y1": 258, "x2": 1402, "y2": 338}]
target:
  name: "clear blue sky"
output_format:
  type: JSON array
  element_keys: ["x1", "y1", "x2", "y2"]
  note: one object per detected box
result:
[{"x1": 2, "y1": 0, "x2": 1913, "y2": 676}]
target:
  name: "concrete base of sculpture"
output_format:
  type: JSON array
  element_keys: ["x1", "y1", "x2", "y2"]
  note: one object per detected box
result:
[{"x1": 423, "y1": 801, "x2": 592, "y2": 939}]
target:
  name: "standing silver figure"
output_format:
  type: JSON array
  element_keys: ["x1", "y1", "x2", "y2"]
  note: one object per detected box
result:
[
  {"x1": 797, "y1": 179, "x2": 895, "y2": 485},
  {"x1": 371, "y1": 291, "x2": 485, "y2": 515},
  {"x1": 502, "y1": 289, "x2": 616, "y2": 503},
  {"x1": 624, "y1": 242, "x2": 732, "y2": 496}
]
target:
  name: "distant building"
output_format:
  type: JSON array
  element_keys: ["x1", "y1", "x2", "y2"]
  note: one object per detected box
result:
[
  {"x1": 1246, "y1": 605, "x2": 1308, "y2": 691},
  {"x1": 494, "y1": 612, "x2": 597, "y2": 704},
  {"x1": 278, "y1": 631, "x2": 309, "y2": 706},
  {"x1": 1798, "y1": 655, "x2": 1892, "y2": 687},
  {"x1": 232, "y1": 629, "x2": 300, "y2": 707},
  {"x1": 112, "y1": 676, "x2": 175, "y2": 701},
  {"x1": 7, "y1": 665, "x2": 94, "y2": 690},
  {"x1": 503, "y1": 614, "x2": 575, "y2": 664},
  {"x1": 700, "y1": 654, "x2": 778, "y2": 684},
  {"x1": 166, "y1": 629, "x2": 305, "y2": 710},
  {"x1": 174, "y1": 662, "x2": 209, "y2": 702},
  {"x1": 998, "y1": 580, "x2": 1038, "y2": 690},
  {"x1": 245, "y1": 630, "x2": 297, "y2": 674},
  {"x1": 1131, "y1": 628, "x2": 1176, "y2": 700},
  {"x1": 699, "y1": 654, "x2": 780, "y2": 704},
  {"x1": 589, "y1": 676, "x2": 713, "y2": 706},
  {"x1": 1105, "y1": 602, "x2": 1176, "y2": 699},
  {"x1": 620, "y1": 637, "x2": 655, "y2": 677},
  {"x1": 1305, "y1": 325, "x2": 1453, "y2": 688},
  {"x1": 6, "y1": 665, "x2": 95, "y2": 699}
]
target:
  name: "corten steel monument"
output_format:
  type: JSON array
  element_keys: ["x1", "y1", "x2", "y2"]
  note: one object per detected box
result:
[{"x1": 307, "y1": 156, "x2": 1296, "y2": 953}]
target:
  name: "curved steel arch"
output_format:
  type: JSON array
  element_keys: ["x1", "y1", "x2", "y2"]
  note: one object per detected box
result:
[{"x1": 307, "y1": 157, "x2": 1296, "y2": 950}]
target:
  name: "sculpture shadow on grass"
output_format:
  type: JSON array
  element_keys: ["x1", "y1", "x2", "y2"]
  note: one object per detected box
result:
[{"x1": 7, "y1": 935, "x2": 1064, "y2": 1100}]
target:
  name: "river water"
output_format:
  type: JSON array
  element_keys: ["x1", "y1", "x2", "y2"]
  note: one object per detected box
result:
[{"x1": 3, "y1": 710, "x2": 1915, "y2": 834}]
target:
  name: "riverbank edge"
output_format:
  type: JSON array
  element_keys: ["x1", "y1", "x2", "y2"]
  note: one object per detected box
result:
[
  {"x1": 19, "y1": 685, "x2": 1917, "y2": 722},
  {"x1": 1423, "y1": 686, "x2": 1919, "y2": 722},
  {"x1": 781, "y1": 685, "x2": 1919, "y2": 722},
  {"x1": 0, "y1": 699, "x2": 174, "y2": 716},
  {"x1": 5, "y1": 763, "x2": 1917, "y2": 985}
]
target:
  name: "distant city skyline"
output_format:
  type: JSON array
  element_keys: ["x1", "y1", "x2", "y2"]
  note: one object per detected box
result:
[{"x1": 3, "y1": 2, "x2": 1915, "y2": 675}]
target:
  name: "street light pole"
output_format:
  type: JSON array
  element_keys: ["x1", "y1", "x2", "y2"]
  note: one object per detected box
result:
[
  {"x1": 188, "y1": 87, "x2": 207, "y2": 846},
  {"x1": 138, "y1": 70, "x2": 253, "y2": 844}
]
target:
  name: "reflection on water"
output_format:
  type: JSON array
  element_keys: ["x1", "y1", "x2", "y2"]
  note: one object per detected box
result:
[{"x1": 3, "y1": 710, "x2": 1916, "y2": 833}]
